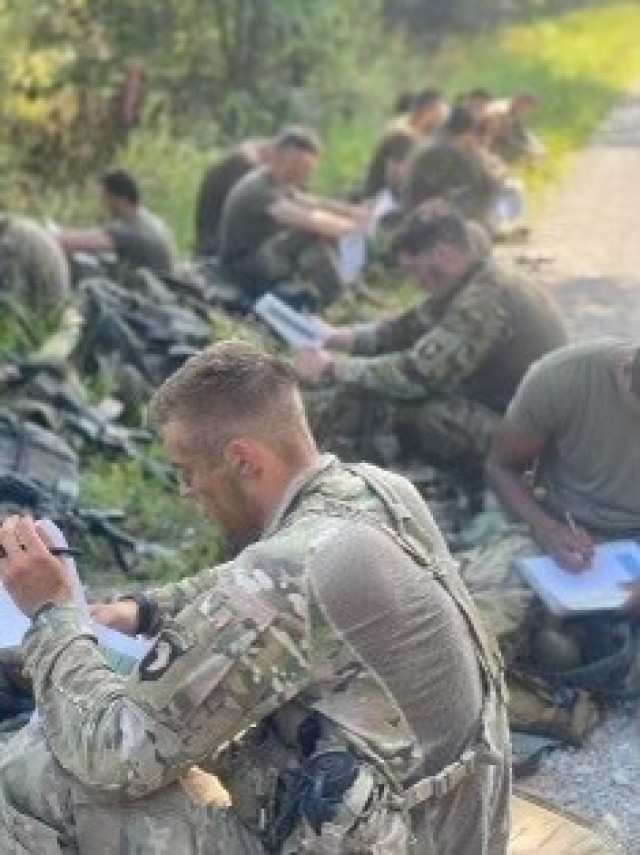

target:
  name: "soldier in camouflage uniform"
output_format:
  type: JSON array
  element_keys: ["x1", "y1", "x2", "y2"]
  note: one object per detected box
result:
[
  {"x1": 0, "y1": 215, "x2": 70, "y2": 314},
  {"x1": 402, "y1": 107, "x2": 504, "y2": 229},
  {"x1": 295, "y1": 207, "x2": 567, "y2": 472},
  {"x1": 0, "y1": 340, "x2": 510, "y2": 854}
]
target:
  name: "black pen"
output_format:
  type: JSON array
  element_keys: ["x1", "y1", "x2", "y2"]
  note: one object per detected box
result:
[{"x1": 0, "y1": 545, "x2": 81, "y2": 559}]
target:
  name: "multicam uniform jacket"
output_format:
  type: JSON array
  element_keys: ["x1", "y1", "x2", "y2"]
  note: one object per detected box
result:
[{"x1": 18, "y1": 455, "x2": 509, "y2": 853}]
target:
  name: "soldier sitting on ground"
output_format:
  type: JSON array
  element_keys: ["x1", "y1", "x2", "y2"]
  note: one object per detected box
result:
[
  {"x1": 0, "y1": 214, "x2": 70, "y2": 313},
  {"x1": 219, "y1": 127, "x2": 372, "y2": 307},
  {"x1": 0, "y1": 340, "x2": 510, "y2": 854},
  {"x1": 459, "y1": 88, "x2": 494, "y2": 122},
  {"x1": 458, "y1": 339, "x2": 640, "y2": 672},
  {"x1": 193, "y1": 138, "x2": 274, "y2": 258},
  {"x1": 403, "y1": 106, "x2": 505, "y2": 230},
  {"x1": 56, "y1": 169, "x2": 176, "y2": 276},
  {"x1": 487, "y1": 92, "x2": 546, "y2": 165},
  {"x1": 362, "y1": 88, "x2": 448, "y2": 198},
  {"x1": 295, "y1": 205, "x2": 567, "y2": 475}
]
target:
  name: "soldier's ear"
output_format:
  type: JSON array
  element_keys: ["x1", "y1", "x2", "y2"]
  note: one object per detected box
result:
[{"x1": 223, "y1": 439, "x2": 261, "y2": 480}]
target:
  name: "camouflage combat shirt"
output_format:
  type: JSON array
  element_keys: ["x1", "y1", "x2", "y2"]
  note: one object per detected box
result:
[
  {"x1": 21, "y1": 456, "x2": 496, "y2": 845},
  {"x1": 332, "y1": 256, "x2": 567, "y2": 413}
]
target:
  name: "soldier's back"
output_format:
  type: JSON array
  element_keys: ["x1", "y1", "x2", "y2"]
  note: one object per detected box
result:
[
  {"x1": 194, "y1": 145, "x2": 258, "y2": 256},
  {"x1": 0, "y1": 214, "x2": 70, "y2": 311}
]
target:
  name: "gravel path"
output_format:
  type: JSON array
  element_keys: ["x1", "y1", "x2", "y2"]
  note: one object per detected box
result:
[{"x1": 506, "y1": 88, "x2": 640, "y2": 853}]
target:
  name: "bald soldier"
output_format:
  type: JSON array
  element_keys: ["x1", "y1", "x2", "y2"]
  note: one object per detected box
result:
[
  {"x1": 0, "y1": 341, "x2": 509, "y2": 854},
  {"x1": 362, "y1": 88, "x2": 448, "y2": 198},
  {"x1": 296, "y1": 206, "x2": 567, "y2": 472}
]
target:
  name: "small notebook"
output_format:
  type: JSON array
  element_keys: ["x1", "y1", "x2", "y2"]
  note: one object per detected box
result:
[
  {"x1": 516, "y1": 540, "x2": 640, "y2": 616},
  {"x1": 0, "y1": 519, "x2": 149, "y2": 674},
  {"x1": 338, "y1": 233, "x2": 367, "y2": 284},
  {"x1": 253, "y1": 292, "x2": 326, "y2": 348}
]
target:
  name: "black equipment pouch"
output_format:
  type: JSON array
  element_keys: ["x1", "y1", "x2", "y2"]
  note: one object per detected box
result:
[{"x1": 263, "y1": 749, "x2": 360, "y2": 853}]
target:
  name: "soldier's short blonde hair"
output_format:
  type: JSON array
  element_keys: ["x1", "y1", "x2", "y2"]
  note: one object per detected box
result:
[{"x1": 150, "y1": 340, "x2": 313, "y2": 457}]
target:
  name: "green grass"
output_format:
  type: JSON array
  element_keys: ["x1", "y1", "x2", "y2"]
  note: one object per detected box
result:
[{"x1": 78, "y1": 452, "x2": 224, "y2": 590}]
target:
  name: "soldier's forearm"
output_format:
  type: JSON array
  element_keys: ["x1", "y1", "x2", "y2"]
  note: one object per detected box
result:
[
  {"x1": 486, "y1": 459, "x2": 554, "y2": 534},
  {"x1": 331, "y1": 353, "x2": 433, "y2": 399},
  {"x1": 22, "y1": 586, "x2": 311, "y2": 799},
  {"x1": 147, "y1": 564, "x2": 223, "y2": 623}
]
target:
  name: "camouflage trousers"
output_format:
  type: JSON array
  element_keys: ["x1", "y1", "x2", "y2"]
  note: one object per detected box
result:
[
  {"x1": 0, "y1": 722, "x2": 264, "y2": 854},
  {"x1": 0, "y1": 717, "x2": 510, "y2": 855},
  {"x1": 455, "y1": 523, "x2": 540, "y2": 666},
  {"x1": 231, "y1": 230, "x2": 344, "y2": 307},
  {"x1": 305, "y1": 386, "x2": 500, "y2": 471}
]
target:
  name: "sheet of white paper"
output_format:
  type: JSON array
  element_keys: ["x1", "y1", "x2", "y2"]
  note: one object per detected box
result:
[
  {"x1": 516, "y1": 539, "x2": 640, "y2": 616},
  {"x1": 372, "y1": 189, "x2": 397, "y2": 226},
  {"x1": 0, "y1": 519, "x2": 150, "y2": 670},
  {"x1": 338, "y1": 233, "x2": 366, "y2": 284},
  {"x1": 253, "y1": 292, "x2": 325, "y2": 348},
  {"x1": 0, "y1": 587, "x2": 30, "y2": 648}
]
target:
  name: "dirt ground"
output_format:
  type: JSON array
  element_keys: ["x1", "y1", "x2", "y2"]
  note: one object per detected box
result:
[
  {"x1": 500, "y1": 88, "x2": 640, "y2": 854},
  {"x1": 517, "y1": 90, "x2": 640, "y2": 340}
]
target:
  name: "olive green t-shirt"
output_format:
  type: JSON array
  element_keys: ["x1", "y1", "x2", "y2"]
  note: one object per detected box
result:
[
  {"x1": 363, "y1": 128, "x2": 417, "y2": 197},
  {"x1": 219, "y1": 167, "x2": 287, "y2": 266},
  {"x1": 506, "y1": 340, "x2": 640, "y2": 535},
  {"x1": 193, "y1": 146, "x2": 258, "y2": 256},
  {"x1": 105, "y1": 207, "x2": 175, "y2": 274}
]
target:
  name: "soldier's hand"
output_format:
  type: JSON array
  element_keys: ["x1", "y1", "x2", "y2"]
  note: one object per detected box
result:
[
  {"x1": 293, "y1": 347, "x2": 336, "y2": 383},
  {"x1": 0, "y1": 516, "x2": 74, "y2": 617},
  {"x1": 89, "y1": 600, "x2": 139, "y2": 636},
  {"x1": 531, "y1": 517, "x2": 594, "y2": 573}
]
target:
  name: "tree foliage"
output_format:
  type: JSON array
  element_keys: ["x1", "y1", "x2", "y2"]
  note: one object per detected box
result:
[{"x1": 0, "y1": 0, "x2": 379, "y2": 184}]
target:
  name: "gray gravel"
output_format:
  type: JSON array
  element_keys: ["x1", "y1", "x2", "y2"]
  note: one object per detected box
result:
[
  {"x1": 503, "y1": 87, "x2": 640, "y2": 854},
  {"x1": 518, "y1": 704, "x2": 640, "y2": 852}
]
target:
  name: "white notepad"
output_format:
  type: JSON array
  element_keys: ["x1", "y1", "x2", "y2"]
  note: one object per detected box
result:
[
  {"x1": 0, "y1": 519, "x2": 149, "y2": 673},
  {"x1": 338, "y1": 233, "x2": 367, "y2": 284},
  {"x1": 253, "y1": 292, "x2": 326, "y2": 348},
  {"x1": 516, "y1": 540, "x2": 640, "y2": 616}
]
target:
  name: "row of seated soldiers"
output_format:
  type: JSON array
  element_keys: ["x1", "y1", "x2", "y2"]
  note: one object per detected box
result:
[{"x1": 0, "y1": 85, "x2": 542, "y2": 314}]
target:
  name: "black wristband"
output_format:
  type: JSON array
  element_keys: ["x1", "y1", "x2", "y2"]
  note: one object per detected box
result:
[{"x1": 119, "y1": 592, "x2": 158, "y2": 636}]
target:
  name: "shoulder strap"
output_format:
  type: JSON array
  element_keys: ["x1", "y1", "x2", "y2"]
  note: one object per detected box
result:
[{"x1": 344, "y1": 463, "x2": 505, "y2": 698}]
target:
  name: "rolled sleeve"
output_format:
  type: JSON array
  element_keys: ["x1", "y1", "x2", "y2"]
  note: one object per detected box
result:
[
  {"x1": 332, "y1": 283, "x2": 510, "y2": 400},
  {"x1": 22, "y1": 573, "x2": 310, "y2": 798}
]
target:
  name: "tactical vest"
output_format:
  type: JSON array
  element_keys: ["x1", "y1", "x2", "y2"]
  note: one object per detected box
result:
[
  {"x1": 236, "y1": 462, "x2": 508, "y2": 854},
  {"x1": 217, "y1": 461, "x2": 507, "y2": 853},
  {"x1": 304, "y1": 463, "x2": 506, "y2": 800}
]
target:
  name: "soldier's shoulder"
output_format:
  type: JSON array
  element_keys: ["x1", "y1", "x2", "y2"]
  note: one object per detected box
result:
[{"x1": 465, "y1": 258, "x2": 527, "y2": 299}]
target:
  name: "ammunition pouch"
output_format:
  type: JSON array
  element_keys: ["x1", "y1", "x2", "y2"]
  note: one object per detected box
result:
[{"x1": 262, "y1": 748, "x2": 362, "y2": 852}]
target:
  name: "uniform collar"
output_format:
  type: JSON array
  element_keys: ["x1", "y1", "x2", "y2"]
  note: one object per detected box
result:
[{"x1": 261, "y1": 454, "x2": 338, "y2": 538}]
